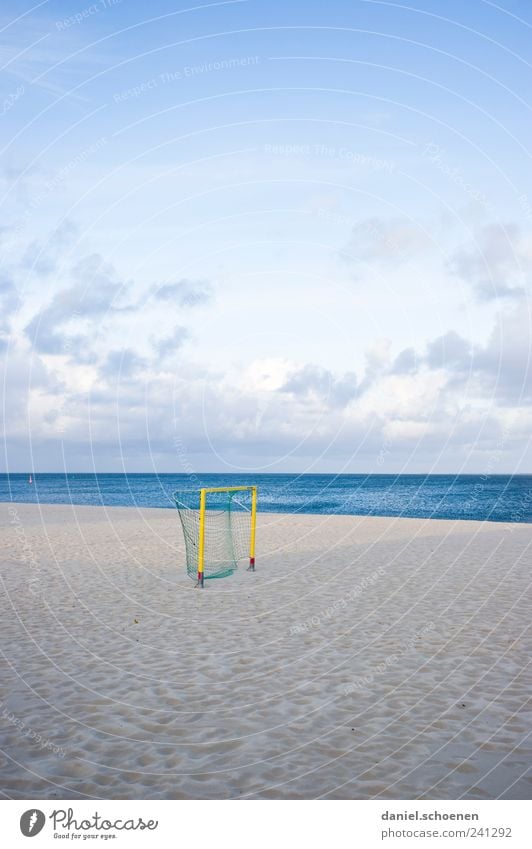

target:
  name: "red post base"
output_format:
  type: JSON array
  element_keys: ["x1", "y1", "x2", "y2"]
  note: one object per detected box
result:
[
  {"x1": 197, "y1": 571, "x2": 204, "y2": 587},
  {"x1": 248, "y1": 557, "x2": 255, "y2": 571}
]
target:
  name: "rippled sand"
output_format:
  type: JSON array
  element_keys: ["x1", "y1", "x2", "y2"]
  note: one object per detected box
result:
[{"x1": 0, "y1": 502, "x2": 530, "y2": 799}]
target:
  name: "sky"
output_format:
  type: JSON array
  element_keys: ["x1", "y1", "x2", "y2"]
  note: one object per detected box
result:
[{"x1": 1, "y1": 0, "x2": 531, "y2": 473}]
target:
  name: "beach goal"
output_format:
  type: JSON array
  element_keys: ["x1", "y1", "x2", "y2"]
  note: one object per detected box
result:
[{"x1": 173, "y1": 486, "x2": 257, "y2": 587}]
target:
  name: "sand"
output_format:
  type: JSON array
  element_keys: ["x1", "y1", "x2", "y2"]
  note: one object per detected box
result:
[{"x1": 0, "y1": 502, "x2": 530, "y2": 800}]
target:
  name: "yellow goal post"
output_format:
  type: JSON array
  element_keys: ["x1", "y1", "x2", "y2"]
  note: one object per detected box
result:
[{"x1": 174, "y1": 485, "x2": 258, "y2": 587}]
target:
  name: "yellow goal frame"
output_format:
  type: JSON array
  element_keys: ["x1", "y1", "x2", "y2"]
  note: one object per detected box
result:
[{"x1": 197, "y1": 486, "x2": 257, "y2": 587}]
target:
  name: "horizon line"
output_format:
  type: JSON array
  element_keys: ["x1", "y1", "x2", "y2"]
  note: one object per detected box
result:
[{"x1": 2, "y1": 471, "x2": 531, "y2": 477}]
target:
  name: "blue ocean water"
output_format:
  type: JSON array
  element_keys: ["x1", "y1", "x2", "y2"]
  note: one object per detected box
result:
[{"x1": 1, "y1": 473, "x2": 531, "y2": 523}]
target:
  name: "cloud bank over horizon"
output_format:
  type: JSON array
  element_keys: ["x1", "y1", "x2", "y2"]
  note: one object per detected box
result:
[{"x1": 1, "y1": 0, "x2": 531, "y2": 474}]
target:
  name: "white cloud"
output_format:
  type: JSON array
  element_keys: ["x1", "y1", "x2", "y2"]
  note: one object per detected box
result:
[
  {"x1": 340, "y1": 216, "x2": 431, "y2": 266},
  {"x1": 449, "y1": 223, "x2": 530, "y2": 301},
  {"x1": 152, "y1": 279, "x2": 213, "y2": 307}
]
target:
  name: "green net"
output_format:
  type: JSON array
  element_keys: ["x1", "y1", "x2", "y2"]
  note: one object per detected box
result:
[{"x1": 173, "y1": 488, "x2": 253, "y2": 581}]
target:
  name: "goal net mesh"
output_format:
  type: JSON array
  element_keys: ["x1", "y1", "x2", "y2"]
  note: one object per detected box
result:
[{"x1": 173, "y1": 489, "x2": 253, "y2": 580}]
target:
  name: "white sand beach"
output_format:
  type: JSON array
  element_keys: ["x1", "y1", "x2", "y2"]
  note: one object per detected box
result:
[{"x1": 0, "y1": 502, "x2": 530, "y2": 800}]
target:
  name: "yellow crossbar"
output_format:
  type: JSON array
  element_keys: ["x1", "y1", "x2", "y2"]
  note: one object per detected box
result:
[{"x1": 201, "y1": 486, "x2": 256, "y2": 493}]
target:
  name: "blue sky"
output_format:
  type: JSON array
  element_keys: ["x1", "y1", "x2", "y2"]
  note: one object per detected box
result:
[{"x1": 1, "y1": 0, "x2": 531, "y2": 472}]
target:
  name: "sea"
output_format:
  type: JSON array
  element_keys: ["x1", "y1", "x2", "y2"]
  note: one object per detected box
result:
[{"x1": 1, "y1": 473, "x2": 531, "y2": 523}]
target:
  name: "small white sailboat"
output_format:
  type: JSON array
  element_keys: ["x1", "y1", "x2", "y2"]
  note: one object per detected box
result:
[{"x1": 28, "y1": 474, "x2": 33, "y2": 484}]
